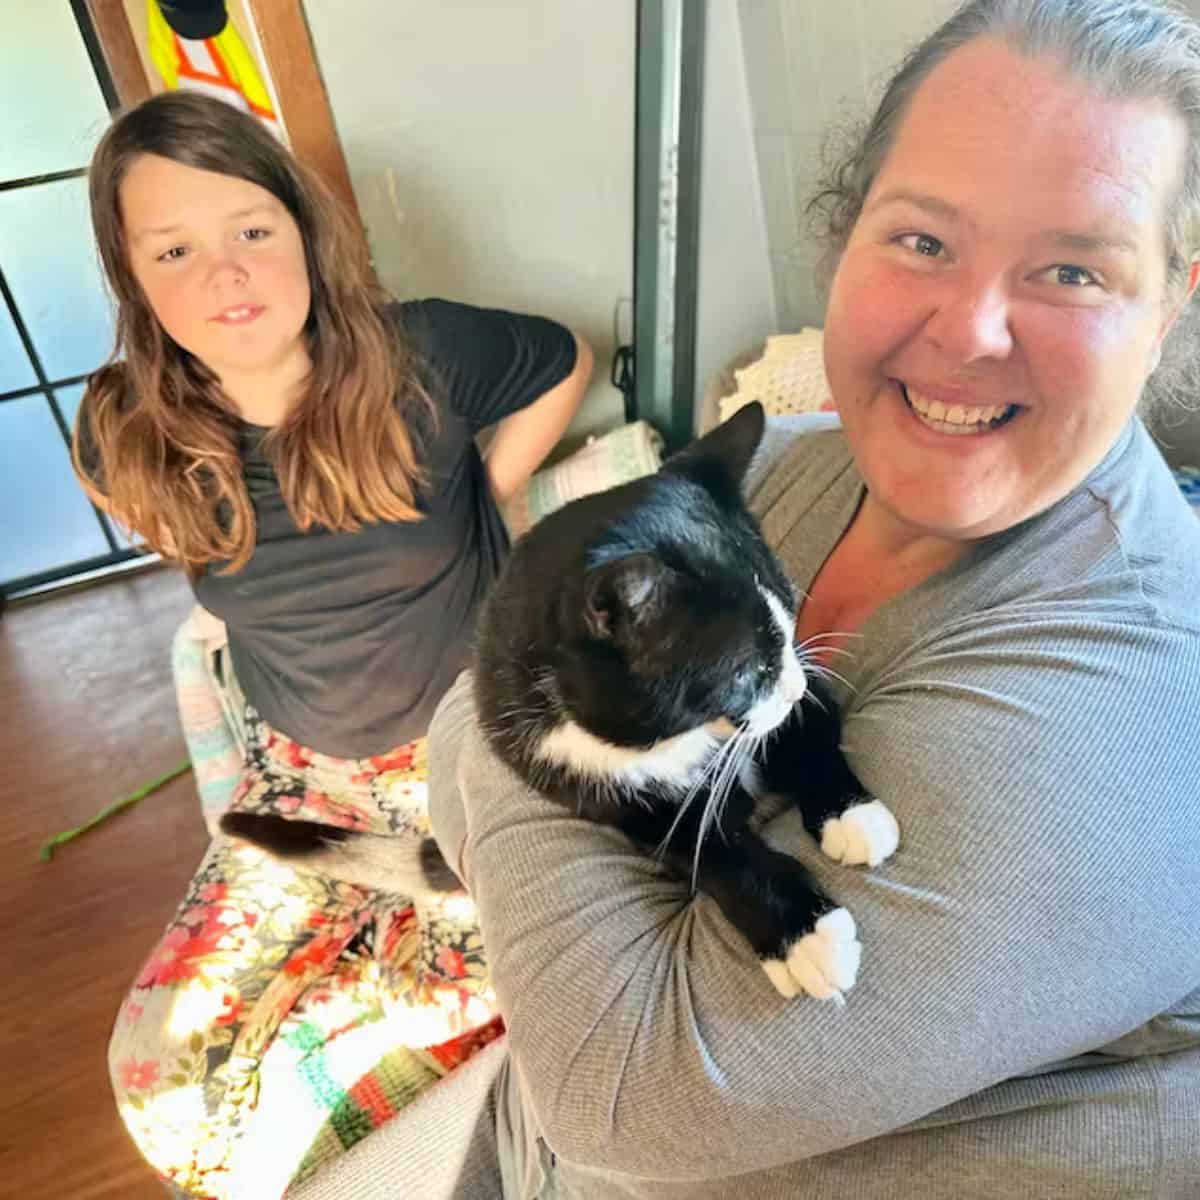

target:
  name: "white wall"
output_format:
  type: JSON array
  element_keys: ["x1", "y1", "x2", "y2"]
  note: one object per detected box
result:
[
  {"x1": 303, "y1": 1, "x2": 635, "y2": 445},
  {"x1": 736, "y1": 0, "x2": 959, "y2": 332},
  {"x1": 693, "y1": 0, "x2": 777, "y2": 428},
  {"x1": 304, "y1": 0, "x2": 1200, "y2": 458},
  {"x1": 305, "y1": 0, "x2": 781, "y2": 441}
]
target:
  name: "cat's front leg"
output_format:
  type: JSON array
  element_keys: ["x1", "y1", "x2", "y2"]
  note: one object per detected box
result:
[
  {"x1": 663, "y1": 823, "x2": 862, "y2": 1003},
  {"x1": 760, "y1": 697, "x2": 899, "y2": 869},
  {"x1": 819, "y1": 801, "x2": 899, "y2": 869}
]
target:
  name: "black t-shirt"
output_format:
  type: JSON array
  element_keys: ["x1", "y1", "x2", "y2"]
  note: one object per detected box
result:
[{"x1": 186, "y1": 298, "x2": 576, "y2": 757}]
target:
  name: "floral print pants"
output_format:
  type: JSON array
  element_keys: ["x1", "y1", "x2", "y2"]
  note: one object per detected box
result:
[{"x1": 108, "y1": 705, "x2": 498, "y2": 1200}]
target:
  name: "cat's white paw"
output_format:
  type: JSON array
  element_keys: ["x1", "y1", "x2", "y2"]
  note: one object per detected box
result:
[
  {"x1": 821, "y1": 800, "x2": 899, "y2": 868},
  {"x1": 761, "y1": 907, "x2": 861, "y2": 1003}
]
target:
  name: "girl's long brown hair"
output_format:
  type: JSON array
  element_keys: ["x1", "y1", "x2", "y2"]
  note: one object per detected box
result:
[{"x1": 73, "y1": 91, "x2": 434, "y2": 574}]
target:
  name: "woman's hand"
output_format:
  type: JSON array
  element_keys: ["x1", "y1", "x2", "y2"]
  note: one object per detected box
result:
[{"x1": 483, "y1": 332, "x2": 593, "y2": 504}]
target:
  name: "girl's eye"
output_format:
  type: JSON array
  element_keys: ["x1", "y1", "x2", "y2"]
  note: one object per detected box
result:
[
  {"x1": 1049, "y1": 264, "x2": 1098, "y2": 288},
  {"x1": 240, "y1": 227, "x2": 271, "y2": 242},
  {"x1": 156, "y1": 246, "x2": 187, "y2": 263},
  {"x1": 898, "y1": 232, "x2": 944, "y2": 258}
]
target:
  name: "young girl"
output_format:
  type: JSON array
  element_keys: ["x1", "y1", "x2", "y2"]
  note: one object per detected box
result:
[{"x1": 73, "y1": 91, "x2": 591, "y2": 1198}]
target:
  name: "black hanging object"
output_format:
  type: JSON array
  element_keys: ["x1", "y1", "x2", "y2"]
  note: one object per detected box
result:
[
  {"x1": 611, "y1": 345, "x2": 635, "y2": 424},
  {"x1": 157, "y1": 0, "x2": 228, "y2": 40}
]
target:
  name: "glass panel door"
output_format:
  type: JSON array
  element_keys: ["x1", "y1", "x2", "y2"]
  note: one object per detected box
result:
[{"x1": 0, "y1": 5, "x2": 145, "y2": 598}]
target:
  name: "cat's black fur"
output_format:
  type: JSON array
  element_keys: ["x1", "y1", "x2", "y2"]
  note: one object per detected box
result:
[
  {"x1": 473, "y1": 402, "x2": 893, "y2": 999},
  {"x1": 223, "y1": 403, "x2": 895, "y2": 997},
  {"x1": 218, "y1": 810, "x2": 463, "y2": 896}
]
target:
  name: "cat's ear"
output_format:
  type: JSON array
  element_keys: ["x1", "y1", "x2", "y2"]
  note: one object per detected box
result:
[
  {"x1": 663, "y1": 400, "x2": 764, "y2": 494},
  {"x1": 584, "y1": 553, "x2": 677, "y2": 640}
]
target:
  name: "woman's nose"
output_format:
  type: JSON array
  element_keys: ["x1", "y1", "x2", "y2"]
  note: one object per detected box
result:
[{"x1": 924, "y1": 277, "x2": 1013, "y2": 363}]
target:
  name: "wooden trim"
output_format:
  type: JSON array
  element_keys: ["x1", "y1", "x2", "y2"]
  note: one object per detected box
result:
[
  {"x1": 81, "y1": 0, "x2": 152, "y2": 108},
  {"x1": 243, "y1": 0, "x2": 363, "y2": 227}
]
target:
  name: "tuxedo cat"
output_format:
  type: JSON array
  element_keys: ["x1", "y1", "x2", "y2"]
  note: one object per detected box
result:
[
  {"x1": 471, "y1": 402, "x2": 898, "y2": 1002},
  {"x1": 224, "y1": 402, "x2": 898, "y2": 1001}
]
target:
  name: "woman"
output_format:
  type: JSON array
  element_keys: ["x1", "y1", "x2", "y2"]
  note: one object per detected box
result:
[
  {"x1": 426, "y1": 1, "x2": 1200, "y2": 1196},
  {"x1": 73, "y1": 92, "x2": 592, "y2": 1197}
]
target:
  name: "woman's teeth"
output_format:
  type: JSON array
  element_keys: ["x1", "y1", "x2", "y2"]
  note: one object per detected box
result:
[{"x1": 903, "y1": 385, "x2": 1017, "y2": 435}]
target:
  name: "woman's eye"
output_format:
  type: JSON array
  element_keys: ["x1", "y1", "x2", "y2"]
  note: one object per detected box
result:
[
  {"x1": 898, "y1": 232, "x2": 944, "y2": 258},
  {"x1": 1050, "y1": 264, "x2": 1098, "y2": 287},
  {"x1": 240, "y1": 227, "x2": 271, "y2": 242},
  {"x1": 156, "y1": 246, "x2": 187, "y2": 263}
]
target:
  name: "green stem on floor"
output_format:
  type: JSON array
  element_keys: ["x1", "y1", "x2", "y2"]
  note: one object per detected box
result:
[{"x1": 39, "y1": 758, "x2": 193, "y2": 862}]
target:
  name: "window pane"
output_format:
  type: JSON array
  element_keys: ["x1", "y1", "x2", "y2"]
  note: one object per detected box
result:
[
  {"x1": 56, "y1": 382, "x2": 137, "y2": 549},
  {"x1": 0, "y1": 176, "x2": 115, "y2": 381},
  {"x1": 0, "y1": 6, "x2": 110, "y2": 181},
  {"x1": 56, "y1": 381, "x2": 85, "y2": 442},
  {"x1": 0, "y1": 394, "x2": 111, "y2": 584},
  {"x1": 0, "y1": 302, "x2": 36, "y2": 394}
]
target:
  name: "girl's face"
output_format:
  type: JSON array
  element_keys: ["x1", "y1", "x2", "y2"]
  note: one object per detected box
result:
[
  {"x1": 120, "y1": 153, "x2": 312, "y2": 392},
  {"x1": 823, "y1": 36, "x2": 1196, "y2": 544}
]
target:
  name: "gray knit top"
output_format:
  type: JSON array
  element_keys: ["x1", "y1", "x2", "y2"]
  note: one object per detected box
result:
[{"x1": 428, "y1": 412, "x2": 1200, "y2": 1199}]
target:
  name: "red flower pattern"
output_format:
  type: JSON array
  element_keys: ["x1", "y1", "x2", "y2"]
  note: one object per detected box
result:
[
  {"x1": 368, "y1": 747, "x2": 416, "y2": 773},
  {"x1": 111, "y1": 708, "x2": 492, "y2": 1196},
  {"x1": 214, "y1": 991, "x2": 244, "y2": 1027},
  {"x1": 117, "y1": 1058, "x2": 161, "y2": 1091},
  {"x1": 435, "y1": 947, "x2": 467, "y2": 979},
  {"x1": 137, "y1": 922, "x2": 227, "y2": 989}
]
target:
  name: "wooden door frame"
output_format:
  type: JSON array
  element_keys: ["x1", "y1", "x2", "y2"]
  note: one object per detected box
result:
[
  {"x1": 243, "y1": 1, "x2": 359, "y2": 220},
  {"x1": 79, "y1": 0, "x2": 151, "y2": 108},
  {"x1": 80, "y1": 0, "x2": 362, "y2": 225}
]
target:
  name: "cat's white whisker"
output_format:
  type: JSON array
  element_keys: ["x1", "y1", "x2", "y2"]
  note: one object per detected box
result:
[
  {"x1": 795, "y1": 629, "x2": 863, "y2": 652},
  {"x1": 810, "y1": 645, "x2": 858, "y2": 661},
  {"x1": 804, "y1": 663, "x2": 857, "y2": 693},
  {"x1": 797, "y1": 643, "x2": 858, "y2": 667},
  {"x1": 657, "y1": 728, "x2": 741, "y2": 859},
  {"x1": 700, "y1": 736, "x2": 755, "y2": 878},
  {"x1": 690, "y1": 724, "x2": 755, "y2": 888},
  {"x1": 712, "y1": 734, "x2": 753, "y2": 832}
]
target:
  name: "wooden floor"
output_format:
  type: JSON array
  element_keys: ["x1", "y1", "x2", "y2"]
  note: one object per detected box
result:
[{"x1": 1, "y1": 567, "x2": 208, "y2": 1200}]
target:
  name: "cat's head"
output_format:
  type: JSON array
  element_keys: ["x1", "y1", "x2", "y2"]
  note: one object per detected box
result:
[{"x1": 542, "y1": 403, "x2": 806, "y2": 755}]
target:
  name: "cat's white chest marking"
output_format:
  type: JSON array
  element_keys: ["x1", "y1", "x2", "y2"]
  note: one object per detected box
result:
[
  {"x1": 535, "y1": 717, "x2": 769, "y2": 802},
  {"x1": 534, "y1": 721, "x2": 722, "y2": 790}
]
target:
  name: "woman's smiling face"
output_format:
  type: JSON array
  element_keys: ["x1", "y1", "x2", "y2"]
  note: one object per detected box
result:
[{"x1": 823, "y1": 36, "x2": 1194, "y2": 542}]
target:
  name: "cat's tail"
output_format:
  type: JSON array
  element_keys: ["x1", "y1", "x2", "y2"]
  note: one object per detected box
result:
[{"x1": 218, "y1": 811, "x2": 464, "y2": 897}]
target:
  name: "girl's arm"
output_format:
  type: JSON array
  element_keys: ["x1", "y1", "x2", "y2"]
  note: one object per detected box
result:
[{"x1": 483, "y1": 332, "x2": 593, "y2": 504}]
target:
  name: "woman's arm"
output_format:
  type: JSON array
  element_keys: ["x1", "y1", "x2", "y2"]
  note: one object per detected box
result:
[
  {"x1": 428, "y1": 612, "x2": 1200, "y2": 1178},
  {"x1": 483, "y1": 332, "x2": 592, "y2": 504}
]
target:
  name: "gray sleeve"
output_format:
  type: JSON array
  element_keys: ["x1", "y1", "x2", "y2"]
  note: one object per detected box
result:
[
  {"x1": 743, "y1": 411, "x2": 840, "y2": 499},
  {"x1": 426, "y1": 670, "x2": 476, "y2": 883},
  {"x1": 428, "y1": 599, "x2": 1200, "y2": 1179}
]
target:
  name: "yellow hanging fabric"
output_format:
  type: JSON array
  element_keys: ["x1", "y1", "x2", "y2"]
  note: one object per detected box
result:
[{"x1": 145, "y1": 0, "x2": 277, "y2": 124}]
